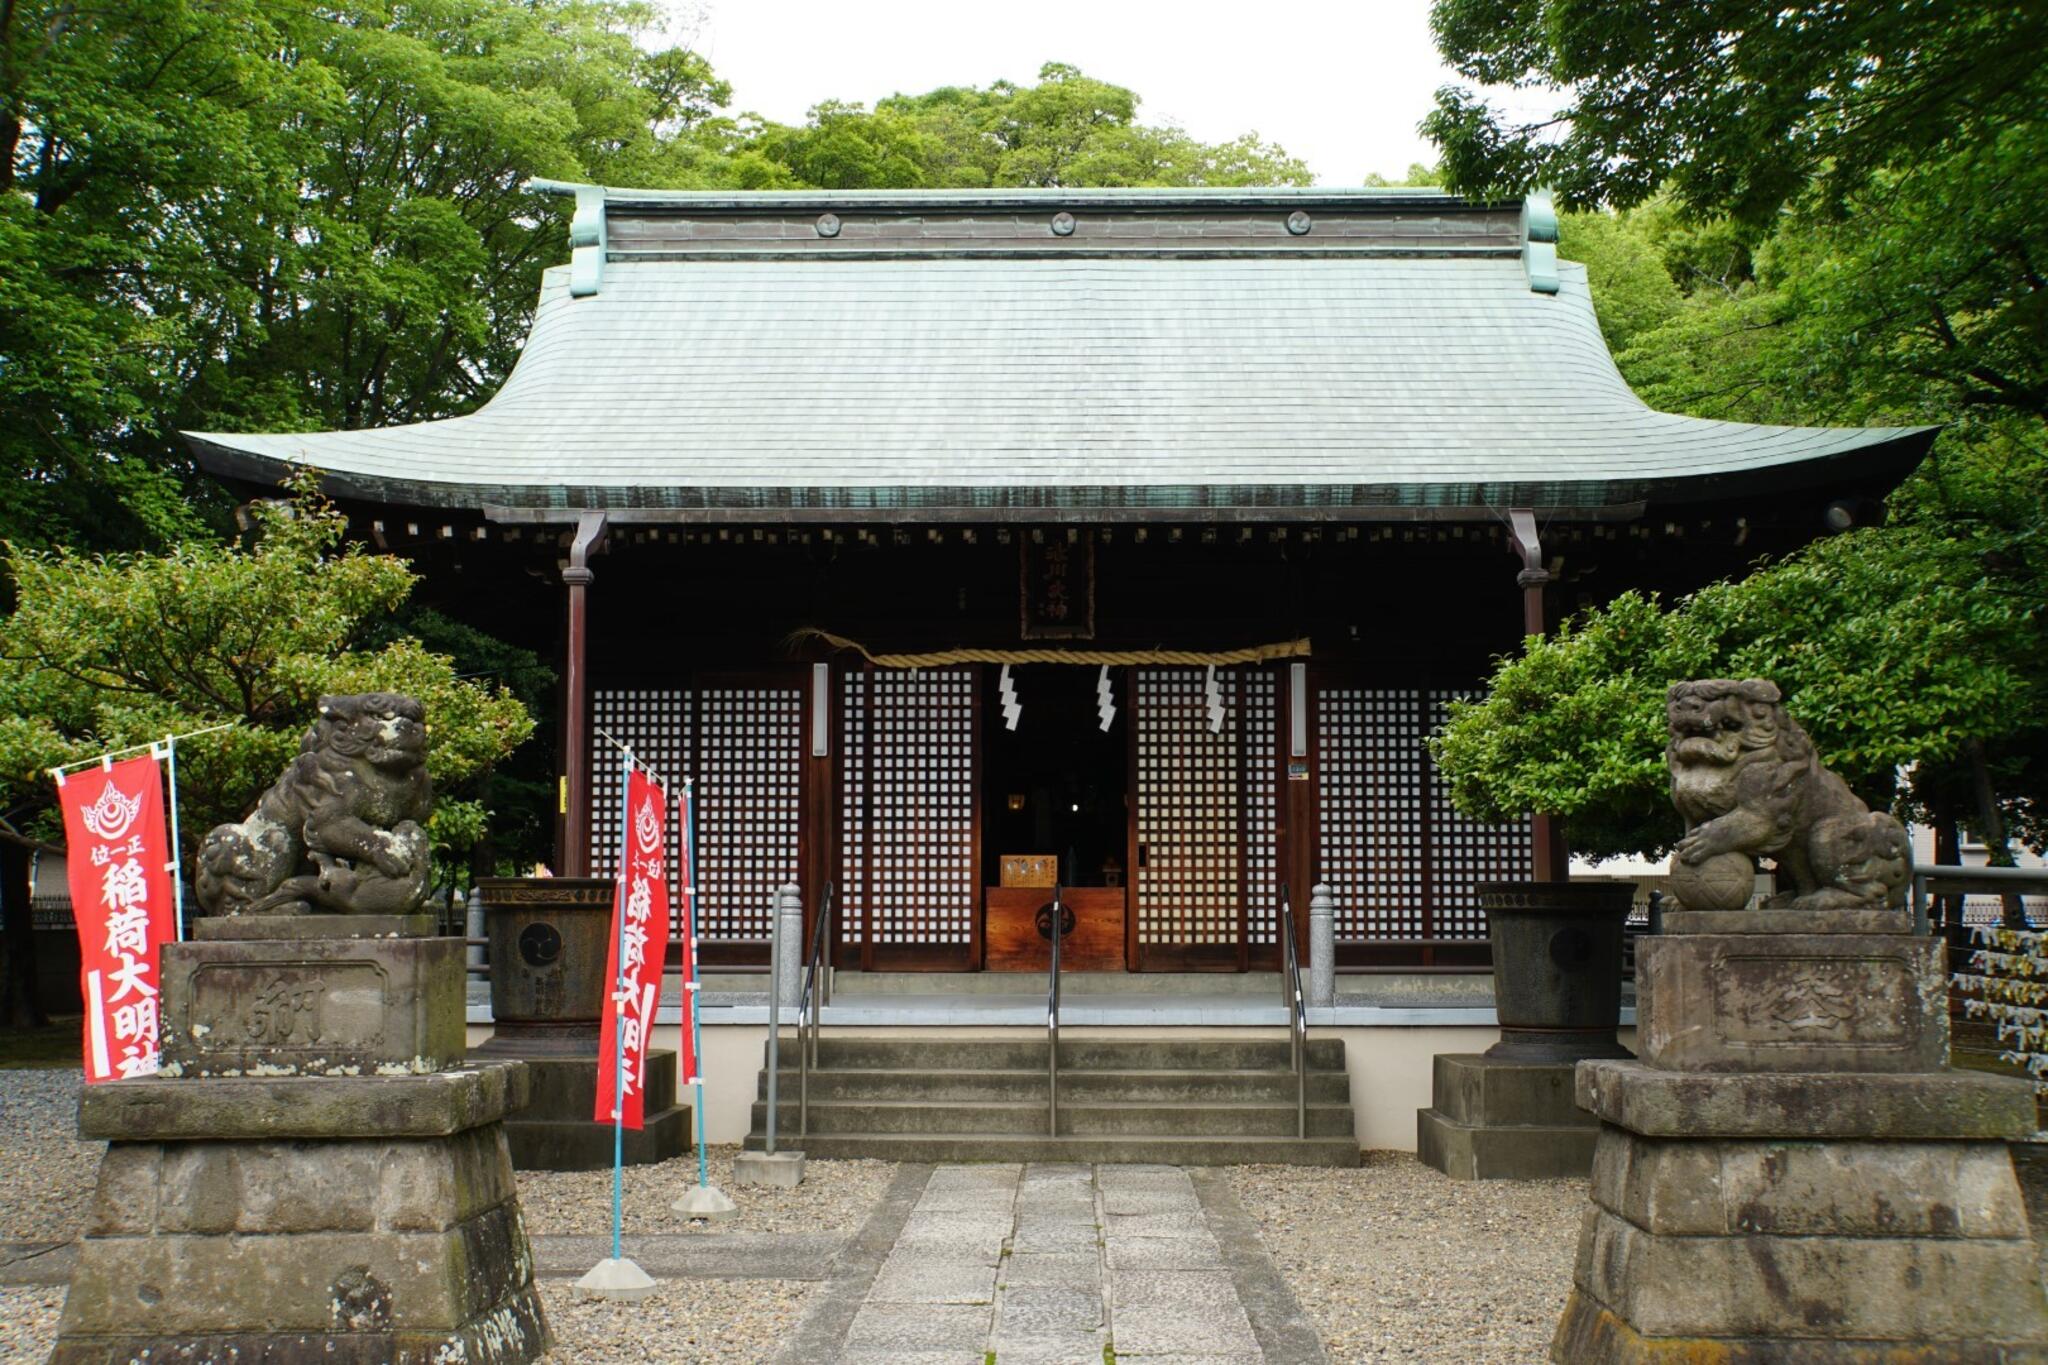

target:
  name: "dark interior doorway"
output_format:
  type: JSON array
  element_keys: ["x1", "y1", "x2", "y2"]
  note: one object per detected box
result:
[{"x1": 982, "y1": 667, "x2": 1127, "y2": 889}]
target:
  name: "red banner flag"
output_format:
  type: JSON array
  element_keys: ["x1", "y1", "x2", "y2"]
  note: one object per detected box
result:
[
  {"x1": 595, "y1": 764, "x2": 671, "y2": 1129},
  {"x1": 56, "y1": 755, "x2": 177, "y2": 1082},
  {"x1": 676, "y1": 782, "x2": 700, "y2": 1087}
]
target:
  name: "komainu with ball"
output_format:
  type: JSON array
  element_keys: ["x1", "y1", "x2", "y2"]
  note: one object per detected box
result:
[
  {"x1": 1665, "y1": 679, "x2": 1909, "y2": 912},
  {"x1": 195, "y1": 693, "x2": 433, "y2": 916}
]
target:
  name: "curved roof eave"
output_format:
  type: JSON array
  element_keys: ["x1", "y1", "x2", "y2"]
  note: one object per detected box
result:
[{"x1": 187, "y1": 255, "x2": 1938, "y2": 520}]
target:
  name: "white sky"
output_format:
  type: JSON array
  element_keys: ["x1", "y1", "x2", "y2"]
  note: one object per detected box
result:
[{"x1": 685, "y1": 0, "x2": 1471, "y2": 185}]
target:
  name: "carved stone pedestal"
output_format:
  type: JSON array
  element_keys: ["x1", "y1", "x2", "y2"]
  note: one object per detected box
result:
[
  {"x1": 50, "y1": 917, "x2": 550, "y2": 1364},
  {"x1": 1552, "y1": 914, "x2": 2048, "y2": 1362}
]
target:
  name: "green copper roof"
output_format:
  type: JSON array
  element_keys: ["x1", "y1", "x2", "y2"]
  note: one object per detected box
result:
[{"x1": 188, "y1": 187, "x2": 1932, "y2": 517}]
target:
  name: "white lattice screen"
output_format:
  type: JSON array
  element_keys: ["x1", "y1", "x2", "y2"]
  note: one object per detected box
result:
[
  {"x1": 839, "y1": 671, "x2": 869, "y2": 947},
  {"x1": 841, "y1": 669, "x2": 977, "y2": 949},
  {"x1": 588, "y1": 684, "x2": 801, "y2": 943},
  {"x1": 1242, "y1": 673, "x2": 1281, "y2": 946},
  {"x1": 1315, "y1": 688, "x2": 1427, "y2": 941},
  {"x1": 696, "y1": 686, "x2": 803, "y2": 940},
  {"x1": 590, "y1": 690, "x2": 691, "y2": 907},
  {"x1": 1314, "y1": 685, "x2": 1532, "y2": 943},
  {"x1": 1135, "y1": 668, "x2": 1244, "y2": 948},
  {"x1": 1426, "y1": 689, "x2": 1532, "y2": 932}
]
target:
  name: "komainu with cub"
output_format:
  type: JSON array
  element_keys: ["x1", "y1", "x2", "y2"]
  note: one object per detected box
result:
[
  {"x1": 195, "y1": 693, "x2": 433, "y2": 917},
  {"x1": 1666, "y1": 679, "x2": 1909, "y2": 912}
]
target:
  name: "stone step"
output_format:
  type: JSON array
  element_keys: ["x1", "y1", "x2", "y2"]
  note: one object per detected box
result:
[
  {"x1": 1416, "y1": 1107, "x2": 1599, "y2": 1180},
  {"x1": 749, "y1": 1098, "x2": 1357, "y2": 1138},
  {"x1": 755, "y1": 1066, "x2": 1352, "y2": 1104},
  {"x1": 741, "y1": 1131, "x2": 1362, "y2": 1166},
  {"x1": 766, "y1": 1036, "x2": 1347, "y2": 1072}
]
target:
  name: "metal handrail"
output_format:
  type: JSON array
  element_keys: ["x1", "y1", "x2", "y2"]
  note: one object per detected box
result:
[
  {"x1": 1913, "y1": 864, "x2": 2048, "y2": 936},
  {"x1": 1278, "y1": 883, "x2": 1308, "y2": 1139},
  {"x1": 1047, "y1": 883, "x2": 1064, "y2": 1139},
  {"x1": 797, "y1": 881, "x2": 836, "y2": 1139}
]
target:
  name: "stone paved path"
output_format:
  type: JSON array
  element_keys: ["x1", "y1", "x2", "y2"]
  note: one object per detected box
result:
[{"x1": 777, "y1": 1162, "x2": 1326, "y2": 1365}]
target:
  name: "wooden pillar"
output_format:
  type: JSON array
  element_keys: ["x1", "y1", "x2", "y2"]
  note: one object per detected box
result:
[
  {"x1": 1509, "y1": 509, "x2": 1571, "y2": 882},
  {"x1": 557, "y1": 512, "x2": 607, "y2": 877}
]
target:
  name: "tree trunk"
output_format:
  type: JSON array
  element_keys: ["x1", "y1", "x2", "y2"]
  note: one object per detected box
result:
[
  {"x1": 1966, "y1": 739, "x2": 2030, "y2": 930},
  {"x1": 0, "y1": 837, "x2": 47, "y2": 1028}
]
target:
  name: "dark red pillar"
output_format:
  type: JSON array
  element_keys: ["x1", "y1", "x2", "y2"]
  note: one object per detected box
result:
[
  {"x1": 558, "y1": 512, "x2": 607, "y2": 877},
  {"x1": 1509, "y1": 509, "x2": 1571, "y2": 882}
]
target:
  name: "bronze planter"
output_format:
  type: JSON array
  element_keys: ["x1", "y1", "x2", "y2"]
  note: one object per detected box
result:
[
  {"x1": 1478, "y1": 880, "x2": 1636, "y2": 1063},
  {"x1": 474, "y1": 877, "x2": 616, "y2": 1055}
]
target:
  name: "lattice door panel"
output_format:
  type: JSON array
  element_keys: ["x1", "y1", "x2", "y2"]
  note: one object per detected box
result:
[
  {"x1": 839, "y1": 672, "x2": 869, "y2": 947},
  {"x1": 1426, "y1": 689, "x2": 1532, "y2": 937},
  {"x1": 695, "y1": 685, "x2": 804, "y2": 941},
  {"x1": 1242, "y1": 672, "x2": 1281, "y2": 947},
  {"x1": 590, "y1": 690, "x2": 692, "y2": 907},
  {"x1": 1135, "y1": 667, "x2": 1246, "y2": 951},
  {"x1": 841, "y1": 668, "x2": 978, "y2": 955},
  {"x1": 1316, "y1": 688, "x2": 1426, "y2": 942}
]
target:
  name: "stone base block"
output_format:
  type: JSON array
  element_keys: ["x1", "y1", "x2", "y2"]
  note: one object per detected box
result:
[
  {"x1": 1636, "y1": 931, "x2": 1947, "y2": 1073},
  {"x1": 1554, "y1": 1288, "x2": 2048, "y2": 1364},
  {"x1": 1417, "y1": 1053, "x2": 1600, "y2": 1180},
  {"x1": 1418, "y1": 1107, "x2": 1597, "y2": 1180},
  {"x1": 159, "y1": 932, "x2": 465, "y2": 1076},
  {"x1": 52, "y1": 1087, "x2": 547, "y2": 1363},
  {"x1": 55, "y1": 1072, "x2": 548, "y2": 1358},
  {"x1": 469, "y1": 1044, "x2": 690, "y2": 1171},
  {"x1": 733, "y1": 1149, "x2": 806, "y2": 1187},
  {"x1": 1552, "y1": 1120, "x2": 2048, "y2": 1360},
  {"x1": 1576, "y1": 1060, "x2": 2038, "y2": 1140},
  {"x1": 49, "y1": 1284, "x2": 548, "y2": 1365}
]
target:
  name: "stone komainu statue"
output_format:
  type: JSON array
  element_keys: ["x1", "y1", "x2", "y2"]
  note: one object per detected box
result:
[
  {"x1": 195, "y1": 693, "x2": 433, "y2": 917},
  {"x1": 1666, "y1": 679, "x2": 1910, "y2": 911}
]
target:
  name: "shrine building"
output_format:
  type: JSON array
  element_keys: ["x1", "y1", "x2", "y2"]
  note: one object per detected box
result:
[{"x1": 190, "y1": 183, "x2": 1930, "y2": 979}]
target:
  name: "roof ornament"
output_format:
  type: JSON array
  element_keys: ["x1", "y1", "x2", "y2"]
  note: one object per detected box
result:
[
  {"x1": 524, "y1": 179, "x2": 607, "y2": 298},
  {"x1": 1522, "y1": 188, "x2": 1560, "y2": 295}
]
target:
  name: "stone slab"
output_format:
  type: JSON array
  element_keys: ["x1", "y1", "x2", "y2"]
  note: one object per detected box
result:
[
  {"x1": 58, "y1": 1201, "x2": 539, "y2": 1336},
  {"x1": 1576, "y1": 1061, "x2": 2036, "y2": 1140},
  {"x1": 732, "y1": 1149, "x2": 807, "y2": 1187},
  {"x1": 1587, "y1": 1126, "x2": 2030, "y2": 1239},
  {"x1": 1553, "y1": 1288, "x2": 2048, "y2": 1364},
  {"x1": 49, "y1": 1282, "x2": 547, "y2": 1365},
  {"x1": 85, "y1": 1124, "x2": 514, "y2": 1237},
  {"x1": 1636, "y1": 932, "x2": 1947, "y2": 1073},
  {"x1": 1417, "y1": 1106, "x2": 1599, "y2": 1180},
  {"x1": 1661, "y1": 908, "x2": 1910, "y2": 936},
  {"x1": 1571, "y1": 1204, "x2": 2048, "y2": 1342},
  {"x1": 159, "y1": 934, "x2": 465, "y2": 1075},
  {"x1": 500, "y1": 1105, "x2": 689, "y2": 1171},
  {"x1": 80, "y1": 1062, "x2": 530, "y2": 1141},
  {"x1": 1428, "y1": 1052, "x2": 1597, "y2": 1127},
  {"x1": 194, "y1": 913, "x2": 438, "y2": 940}
]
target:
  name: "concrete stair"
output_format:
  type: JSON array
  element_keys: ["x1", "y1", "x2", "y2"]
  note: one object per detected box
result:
[{"x1": 743, "y1": 1036, "x2": 1360, "y2": 1165}]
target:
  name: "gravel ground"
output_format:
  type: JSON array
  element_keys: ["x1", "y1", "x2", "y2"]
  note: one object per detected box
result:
[
  {"x1": 0, "y1": 1279, "x2": 814, "y2": 1363},
  {"x1": 517, "y1": 1146, "x2": 894, "y2": 1237},
  {"x1": 535, "y1": 1277, "x2": 814, "y2": 1363},
  {"x1": 1228, "y1": 1152, "x2": 1584, "y2": 1364},
  {"x1": 2, "y1": 1287, "x2": 66, "y2": 1360},
  {"x1": 0, "y1": 1070, "x2": 102, "y2": 1242}
]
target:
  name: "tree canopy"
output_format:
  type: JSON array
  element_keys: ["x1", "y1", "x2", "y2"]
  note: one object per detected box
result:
[
  {"x1": 1425, "y1": 0, "x2": 2048, "y2": 885},
  {"x1": 0, "y1": 478, "x2": 536, "y2": 862},
  {"x1": 2, "y1": 6, "x2": 1310, "y2": 554}
]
